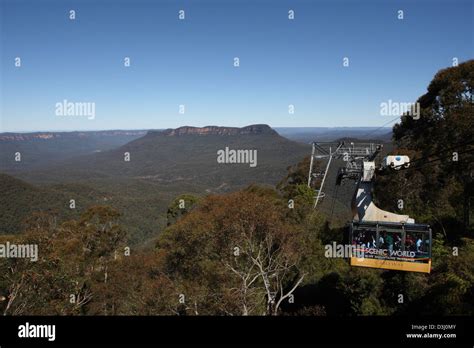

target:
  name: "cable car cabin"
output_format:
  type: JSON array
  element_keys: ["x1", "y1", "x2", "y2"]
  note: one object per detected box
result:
[{"x1": 349, "y1": 221, "x2": 432, "y2": 273}]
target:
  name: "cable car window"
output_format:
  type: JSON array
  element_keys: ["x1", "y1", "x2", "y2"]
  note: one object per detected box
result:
[
  {"x1": 405, "y1": 230, "x2": 431, "y2": 259},
  {"x1": 379, "y1": 230, "x2": 403, "y2": 252},
  {"x1": 352, "y1": 228, "x2": 377, "y2": 248}
]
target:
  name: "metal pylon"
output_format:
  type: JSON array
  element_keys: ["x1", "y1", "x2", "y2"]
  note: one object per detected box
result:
[{"x1": 307, "y1": 141, "x2": 381, "y2": 209}]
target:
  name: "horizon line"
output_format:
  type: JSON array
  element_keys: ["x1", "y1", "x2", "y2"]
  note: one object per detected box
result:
[{"x1": 0, "y1": 126, "x2": 394, "y2": 134}]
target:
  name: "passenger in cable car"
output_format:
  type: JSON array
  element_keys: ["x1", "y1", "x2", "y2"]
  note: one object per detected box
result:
[
  {"x1": 386, "y1": 233, "x2": 394, "y2": 252},
  {"x1": 394, "y1": 234, "x2": 402, "y2": 251},
  {"x1": 416, "y1": 238, "x2": 423, "y2": 252},
  {"x1": 363, "y1": 232, "x2": 370, "y2": 248},
  {"x1": 406, "y1": 234, "x2": 415, "y2": 251},
  {"x1": 379, "y1": 233, "x2": 385, "y2": 248},
  {"x1": 369, "y1": 234, "x2": 376, "y2": 248}
]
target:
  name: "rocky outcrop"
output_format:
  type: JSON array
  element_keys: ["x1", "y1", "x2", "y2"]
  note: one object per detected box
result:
[{"x1": 159, "y1": 124, "x2": 277, "y2": 136}]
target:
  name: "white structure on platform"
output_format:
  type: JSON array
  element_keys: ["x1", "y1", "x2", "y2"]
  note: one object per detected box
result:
[
  {"x1": 381, "y1": 155, "x2": 410, "y2": 170},
  {"x1": 352, "y1": 160, "x2": 414, "y2": 224}
]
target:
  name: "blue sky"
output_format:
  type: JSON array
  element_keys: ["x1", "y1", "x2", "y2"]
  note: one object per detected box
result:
[{"x1": 1, "y1": 0, "x2": 472, "y2": 131}]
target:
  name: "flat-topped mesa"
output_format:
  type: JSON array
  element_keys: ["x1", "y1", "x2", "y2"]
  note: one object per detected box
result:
[{"x1": 158, "y1": 124, "x2": 277, "y2": 136}]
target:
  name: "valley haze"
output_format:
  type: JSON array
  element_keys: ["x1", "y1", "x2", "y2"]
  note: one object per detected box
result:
[{"x1": 0, "y1": 124, "x2": 390, "y2": 243}]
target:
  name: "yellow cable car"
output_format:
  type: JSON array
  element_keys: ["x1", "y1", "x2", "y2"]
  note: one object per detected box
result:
[{"x1": 349, "y1": 221, "x2": 432, "y2": 273}]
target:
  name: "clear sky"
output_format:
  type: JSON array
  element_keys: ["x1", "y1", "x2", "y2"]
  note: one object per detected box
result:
[{"x1": 1, "y1": 0, "x2": 472, "y2": 132}]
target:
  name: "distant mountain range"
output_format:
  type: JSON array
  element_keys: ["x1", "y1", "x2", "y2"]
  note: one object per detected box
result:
[
  {"x1": 0, "y1": 130, "x2": 147, "y2": 173},
  {"x1": 0, "y1": 130, "x2": 148, "y2": 141},
  {"x1": 0, "y1": 126, "x2": 392, "y2": 173},
  {"x1": 11, "y1": 125, "x2": 309, "y2": 187},
  {"x1": 274, "y1": 127, "x2": 392, "y2": 143},
  {"x1": 0, "y1": 124, "x2": 394, "y2": 241},
  {"x1": 0, "y1": 125, "x2": 309, "y2": 241}
]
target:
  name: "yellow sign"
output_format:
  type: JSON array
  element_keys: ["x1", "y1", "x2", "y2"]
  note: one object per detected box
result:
[{"x1": 350, "y1": 257, "x2": 431, "y2": 273}]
